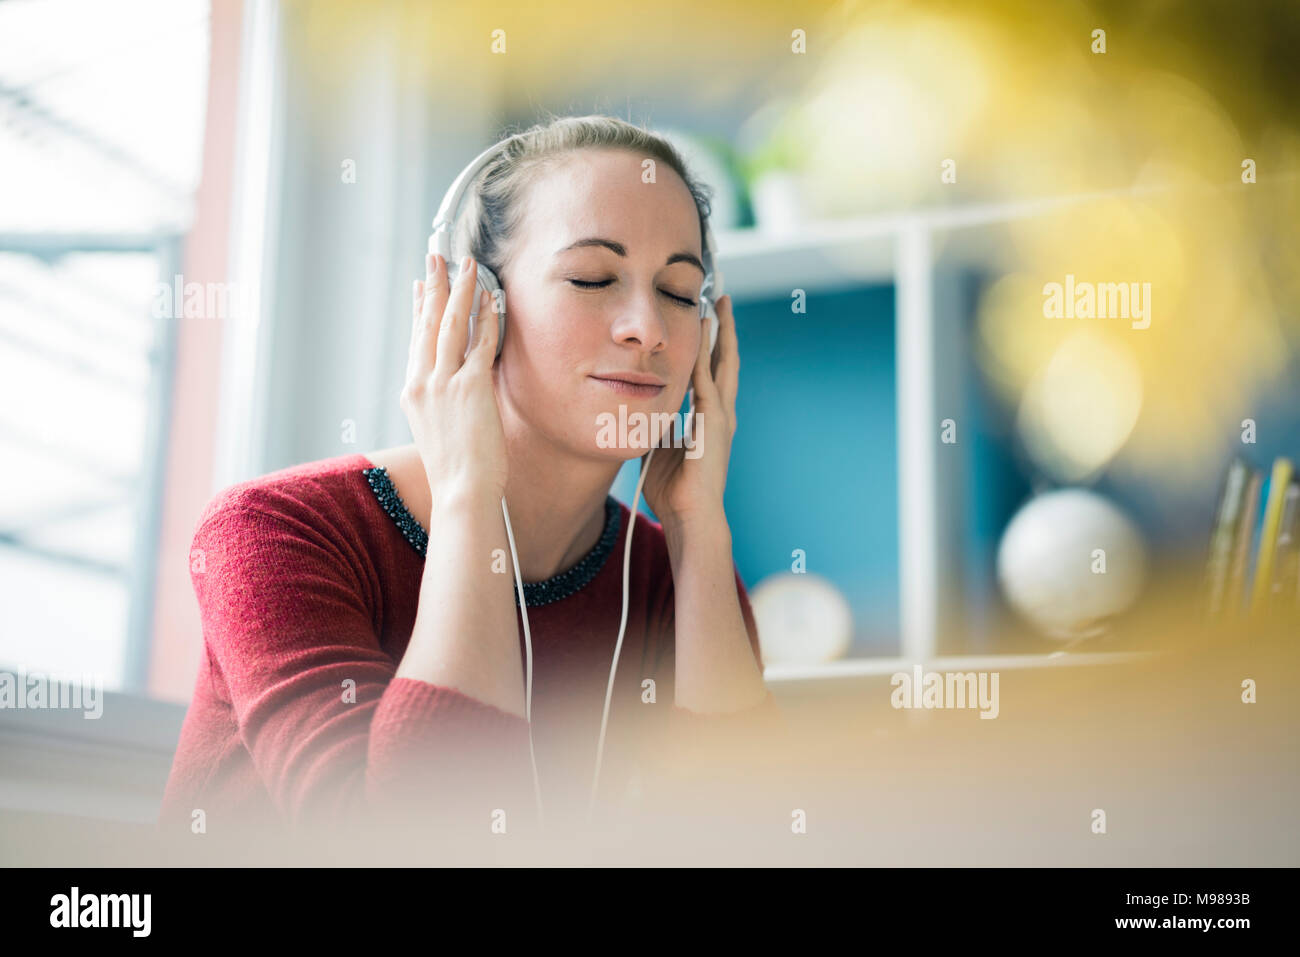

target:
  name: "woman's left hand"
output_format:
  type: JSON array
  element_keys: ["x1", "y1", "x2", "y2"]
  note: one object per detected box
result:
[{"x1": 640, "y1": 294, "x2": 738, "y2": 534}]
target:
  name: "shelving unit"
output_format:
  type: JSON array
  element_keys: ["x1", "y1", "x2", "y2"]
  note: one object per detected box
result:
[
  {"x1": 713, "y1": 213, "x2": 968, "y2": 666},
  {"x1": 710, "y1": 190, "x2": 1174, "y2": 669}
]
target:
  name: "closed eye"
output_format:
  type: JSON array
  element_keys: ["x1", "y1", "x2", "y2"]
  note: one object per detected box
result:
[{"x1": 568, "y1": 278, "x2": 697, "y2": 308}]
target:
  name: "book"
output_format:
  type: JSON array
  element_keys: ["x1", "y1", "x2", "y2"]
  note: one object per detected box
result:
[
  {"x1": 1269, "y1": 479, "x2": 1300, "y2": 614},
  {"x1": 1205, "y1": 458, "x2": 1250, "y2": 616},
  {"x1": 1250, "y1": 457, "x2": 1295, "y2": 616},
  {"x1": 1224, "y1": 467, "x2": 1264, "y2": 620}
]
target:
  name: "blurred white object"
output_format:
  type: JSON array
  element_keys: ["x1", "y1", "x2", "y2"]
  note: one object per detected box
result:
[
  {"x1": 750, "y1": 572, "x2": 853, "y2": 665},
  {"x1": 996, "y1": 489, "x2": 1147, "y2": 640},
  {"x1": 736, "y1": 96, "x2": 808, "y2": 234},
  {"x1": 750, "y1": 170, "x2": 807, "y2": 234}
]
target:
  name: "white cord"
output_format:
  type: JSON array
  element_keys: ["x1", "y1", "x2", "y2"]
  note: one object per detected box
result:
[
  {"x1": 502, "y1": 458, "x2": 649, "y2": 832},
  {"x1": 587, "y1": 442, "x2": 654, "y2": 822},
  {"x1": 588, "y1": 394, "x2": 691, "y2": 821},
  {"x1": 500, "y1": 494, "x2": 545, "y2": 830},
  {"x1": 505, "y1": 398, "x2": 683, "y2": 830}
]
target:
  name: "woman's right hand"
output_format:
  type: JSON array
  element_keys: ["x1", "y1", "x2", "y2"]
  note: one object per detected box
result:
[{"x1": 401, "y1": 253, "x2": 508, "y2": 505}]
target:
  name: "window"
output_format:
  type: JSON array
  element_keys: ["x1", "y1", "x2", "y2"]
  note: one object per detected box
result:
[{"x1": 0, "y1": 0, "x2": 211, "y2": 692}]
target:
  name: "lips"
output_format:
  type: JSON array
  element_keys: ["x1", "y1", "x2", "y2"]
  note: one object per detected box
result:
[{"x1": 588, "y1": 375, "x2": 666, "y2": 398}]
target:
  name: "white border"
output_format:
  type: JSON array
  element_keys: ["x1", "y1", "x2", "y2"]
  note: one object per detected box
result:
[{"x1": 212, "y1": 0, "x2": 283, "y2": 491}]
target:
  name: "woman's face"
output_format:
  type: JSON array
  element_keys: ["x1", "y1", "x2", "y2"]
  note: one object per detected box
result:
[{"x1": 494, "y1": 147, "x2": 707, "y2": 461}]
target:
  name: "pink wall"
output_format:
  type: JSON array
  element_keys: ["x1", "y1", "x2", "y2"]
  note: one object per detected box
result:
[{"x1": 147, "y1": 0, "x2": 244, "y2": 703}]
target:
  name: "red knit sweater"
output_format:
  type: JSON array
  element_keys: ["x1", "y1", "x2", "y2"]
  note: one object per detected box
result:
[{"x1": 159, "y1": 452, "x2": 781, "y2": 836}]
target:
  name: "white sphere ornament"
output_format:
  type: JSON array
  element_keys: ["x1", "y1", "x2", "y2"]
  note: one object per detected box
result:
[
  {"x1": 996, "y1": 488, "x2": 1147, "y2": 640},
  {"x1": 749, "y1": 572, "x2": 853, "y2": 665}
]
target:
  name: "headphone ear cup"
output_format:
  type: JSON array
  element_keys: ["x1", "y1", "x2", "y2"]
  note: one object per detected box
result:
[
  {"x1": 682, "y1": 299, "x2": 717, "y2": 420},
  {"x1": 705, "y1": 300, "x2": 720, "y2": 355},
  {"x1": 463, "y1": 263, "x2": 506, "y2": 359}
]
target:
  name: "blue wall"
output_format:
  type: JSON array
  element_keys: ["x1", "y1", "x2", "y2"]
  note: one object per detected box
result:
[{"x1": 614, "y1": 282, "x2": 899, "y2": 655}]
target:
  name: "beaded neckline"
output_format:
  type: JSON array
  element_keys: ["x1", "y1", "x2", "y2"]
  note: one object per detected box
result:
[{"x1": 361, "y1": 466, "x2": 622, "y2": 607}]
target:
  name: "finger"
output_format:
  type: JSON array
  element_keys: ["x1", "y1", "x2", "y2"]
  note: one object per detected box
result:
[
  {"x1": 434, "y1": 255, "x2": 478, "y2": 380},
  {"x1": 411, "y1": 253, "x2": 447, "y2": 376},
  {"x1": 421, "y1": 252, "x2": 449, "y2": 324},
  {"x1": 713, "y1": 295, "x2": 739, "y2": 411},
  {"x1": 467, "y1": 288, "x2": 499, "y2": 368},
  {"x1": 690, "y1": 311, "x2": 719, "y2": 412}
]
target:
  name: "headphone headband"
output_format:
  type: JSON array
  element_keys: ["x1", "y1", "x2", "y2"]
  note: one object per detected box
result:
[{"x1": 429, "y1": 135, "x2": 520, "y2": 260}]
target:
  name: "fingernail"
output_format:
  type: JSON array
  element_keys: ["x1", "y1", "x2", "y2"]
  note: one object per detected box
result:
[{"x1": 461, "y1": 255, "x2": 473, "y2": 273}]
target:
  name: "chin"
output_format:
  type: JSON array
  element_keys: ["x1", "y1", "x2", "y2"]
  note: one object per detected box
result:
[{"x1": 582, "y1": 397, "x2": 680, "y2": 461}]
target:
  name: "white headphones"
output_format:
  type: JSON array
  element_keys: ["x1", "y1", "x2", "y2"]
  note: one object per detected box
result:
[
  {"x1": 429, "y1": 133, "x2": 726, "y2": 829},
  {"x1": 429, "y1": 134, "x2": 724, "y2": 363}
]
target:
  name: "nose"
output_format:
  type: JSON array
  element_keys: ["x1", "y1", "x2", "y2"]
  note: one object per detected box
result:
[{"x1": 609, "y1": 286, "x2": 668, "y2": 354}]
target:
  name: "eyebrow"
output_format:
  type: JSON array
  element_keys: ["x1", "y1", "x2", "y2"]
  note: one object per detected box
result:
[{"x1": 557, "y1": 237, "x2": 705, "y2": 276}]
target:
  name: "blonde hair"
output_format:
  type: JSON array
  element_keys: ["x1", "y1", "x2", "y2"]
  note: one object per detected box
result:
[{"x1": 451, "y1": 113, "x2": 715, "y2": 284}]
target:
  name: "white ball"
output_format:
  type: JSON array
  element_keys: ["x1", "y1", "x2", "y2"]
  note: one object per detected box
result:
[
  {"x1": 996, "y1": 489, "x2": 1147, "y2": 640},
  {"x1": 749, "y1": 572, "x2": 853, "y2": 665}
]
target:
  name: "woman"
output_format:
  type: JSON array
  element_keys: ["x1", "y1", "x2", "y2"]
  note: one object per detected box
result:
[{"x1": 159, "y1": 115, "x2": 784, "y2": 843}]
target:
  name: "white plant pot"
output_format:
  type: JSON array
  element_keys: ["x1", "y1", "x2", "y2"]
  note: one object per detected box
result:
[{"x1": 750, "y1": 169, "x2": 806, "y2": 235}]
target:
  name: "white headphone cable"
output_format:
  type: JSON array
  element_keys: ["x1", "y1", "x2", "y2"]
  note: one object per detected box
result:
[
  {"x1": 500, "y1": 440, "x2": 657, "y2": 832},
  {"x1": 499, "y1": 493, "x2": 545, "y2": 830},
  {"x1": 587, "y1": 441, "x2": 655, "y2": 823},
  {"x1": 505, "y1": 401, "x2": 690, "y2": 829}
]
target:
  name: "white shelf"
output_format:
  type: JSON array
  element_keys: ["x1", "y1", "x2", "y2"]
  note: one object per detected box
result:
[
  {"x1": 764, "y1": 650, "x2": 1157, "y2": 684},
  {"x1": 710, "y1": 183, "x2": 1200, "y2": 299},
  {"x1": 713, "y1": 221, "x2": 895, "y2": 298}
]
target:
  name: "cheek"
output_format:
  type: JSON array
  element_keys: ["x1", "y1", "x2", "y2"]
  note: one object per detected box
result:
[
  {"x1": 673, "y1": 318, "x2": 702, "y2": 376},
  {"x1": 558, "y1": 297, "x2": 602, "y2": 340},
  {"x1": 506, "y1": 290, "x2": 596, "y2": 381},
  {"x1": 534, "y1": 304, "x2": 601, "y2": 371}
]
